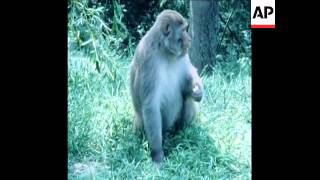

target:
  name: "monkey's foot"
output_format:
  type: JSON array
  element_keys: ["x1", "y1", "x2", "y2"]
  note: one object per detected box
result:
[{"x1": 151, "y1": 149, "x2": 165, "y2": 164}]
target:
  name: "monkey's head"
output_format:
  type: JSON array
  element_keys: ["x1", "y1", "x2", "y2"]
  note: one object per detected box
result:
[{"x1": 156, "y1": 10, "x2": 191, "y2": 57}]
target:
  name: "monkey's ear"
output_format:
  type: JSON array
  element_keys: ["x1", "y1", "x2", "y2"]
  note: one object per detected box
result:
[{"x1": 162, "y1": 23, "x2": 171, "y2": 36}]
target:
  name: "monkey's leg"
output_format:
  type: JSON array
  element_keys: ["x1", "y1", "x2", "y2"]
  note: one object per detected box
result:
[
  {"x1": 142, "y1": 106, "x2": 165, "y2": 163},
  {"x1": 175, "y1": 97, "x2": 196, "y2": 131}
]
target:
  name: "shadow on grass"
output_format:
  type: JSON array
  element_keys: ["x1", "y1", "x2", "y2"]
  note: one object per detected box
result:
[
  {"x1": 164, "y1": 124, "x2": 248, "y2": 175},
  {"x1": 108, "y1": 118, "x2": 249, "y2": 178}
]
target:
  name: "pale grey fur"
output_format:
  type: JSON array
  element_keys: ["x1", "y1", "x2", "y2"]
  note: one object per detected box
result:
[{"x1": 129, "y1": 10, "x2": 203, "y2": 164}]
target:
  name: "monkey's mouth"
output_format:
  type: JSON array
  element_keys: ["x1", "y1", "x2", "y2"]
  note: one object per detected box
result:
[
  {"x1": 167, "y1": 48, "x2": 181, "y2": 57},
  {"x1": 181, "y1": 48, "x2": 188, "y2": 55}
]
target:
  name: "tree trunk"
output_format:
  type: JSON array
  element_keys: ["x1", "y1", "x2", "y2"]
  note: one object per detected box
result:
[{"x1": 189, "y1": 0, "x2": 218, "y2": 74}]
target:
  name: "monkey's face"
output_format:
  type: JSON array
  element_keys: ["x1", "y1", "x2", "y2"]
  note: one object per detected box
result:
[{"x1": 163, "y1": 22, "x2": 191, "y2": 57}]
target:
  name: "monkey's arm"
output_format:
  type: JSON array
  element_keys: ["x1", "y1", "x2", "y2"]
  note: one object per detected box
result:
[
  {"x1": 182, "y1": 64, "x2": 203, "y2": 102},
  {"x1": 138, "y1": 59, "x2": 165, "y2": 164},
  {"x1": 141, "y1": 103, "x2": 164, "y2": 163}
]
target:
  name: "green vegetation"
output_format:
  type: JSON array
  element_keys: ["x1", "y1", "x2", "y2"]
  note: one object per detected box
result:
[{"x1": 68, "y1": 0, "x2": 251, "y2": 179}]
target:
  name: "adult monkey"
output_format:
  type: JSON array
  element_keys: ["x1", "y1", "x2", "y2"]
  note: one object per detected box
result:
[{"x1": 129, "y1": 9, "x2": 203, "y2": 165}]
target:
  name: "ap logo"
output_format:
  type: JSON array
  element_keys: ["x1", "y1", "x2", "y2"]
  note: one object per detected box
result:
[{"x1": 251, "y1": 0, "x2": 275, "y2": 28}]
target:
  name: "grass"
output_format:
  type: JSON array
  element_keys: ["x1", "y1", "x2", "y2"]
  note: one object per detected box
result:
[{"x1": 68, "y1": 48, "x2": 251, "y2": 179}]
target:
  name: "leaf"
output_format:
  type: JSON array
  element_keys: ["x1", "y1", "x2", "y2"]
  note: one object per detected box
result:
[
  {"x1": 160, "y1": 0, "x2": 168, "y2": 8},
  {"x1": 81, "y1": 39, "x2": 92, "y2": 46}
]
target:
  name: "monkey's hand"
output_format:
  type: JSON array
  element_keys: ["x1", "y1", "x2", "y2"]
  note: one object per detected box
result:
[{"x1": 192, "y1": 83, "x2": 203, "y2": 102}]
